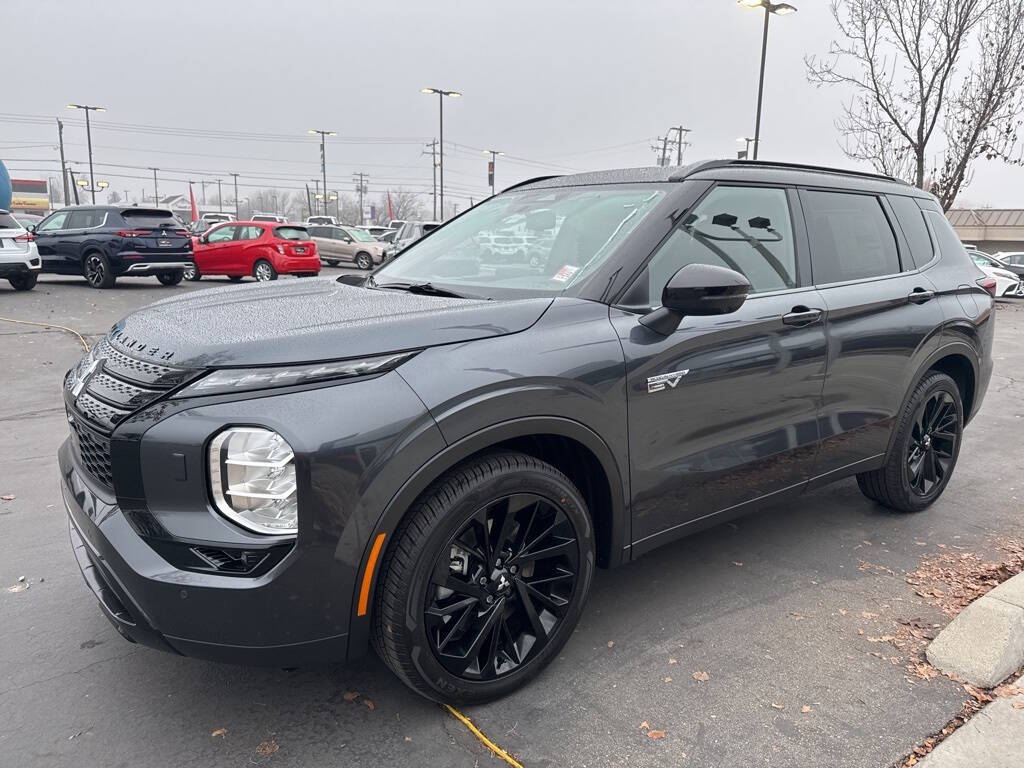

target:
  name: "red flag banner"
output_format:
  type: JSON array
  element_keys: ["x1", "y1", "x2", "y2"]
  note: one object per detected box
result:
[
  {"x1": 189, "y1": 183, "x2": 198, "y2": 222},
  {"x1": 387, "y1": 190, "x2": 394, "y2": 222}
]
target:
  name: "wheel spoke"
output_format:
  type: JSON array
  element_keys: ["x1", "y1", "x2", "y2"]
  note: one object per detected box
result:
[
  {"x1": 433, "y1": 601, "x2": 477, "y2": 652},
  {"x1": 434, "y1": 573, "x2": 488, "y2": 601},
  {"x1": 515, "y1": 577, "x2": 549, "y2": 640},
  {"x1": 523, "y1": 581, "x2": 569, "y2": 616},
  {"x1": 516, "y1": 536, "x2": 577, "y2": 564}
]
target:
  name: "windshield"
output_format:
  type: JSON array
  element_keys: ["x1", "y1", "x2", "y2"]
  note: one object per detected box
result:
[
  {"x1": 346, "y1": 227, "x2": 376, "y2": 242},
  {"x1": 374, "y1": 184, "x2": 666, "y2": 299}
]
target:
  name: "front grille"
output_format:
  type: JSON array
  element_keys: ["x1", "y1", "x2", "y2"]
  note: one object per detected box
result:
[{"x1": 65, "y1": 338, "x2": 194, "y2": 490}]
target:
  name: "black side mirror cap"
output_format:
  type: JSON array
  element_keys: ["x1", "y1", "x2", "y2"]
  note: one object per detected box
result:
[
  {"x1": 26, "y1": 224, "x2": 37, "y2": 233},
  {"x1": 639, "y1": 263, "x2": 750, "y2": 335}
]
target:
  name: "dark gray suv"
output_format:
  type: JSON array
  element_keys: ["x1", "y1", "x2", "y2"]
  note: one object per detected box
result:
[{"x1": 59, "y1": 160, "x2": 994, "y2": 703}]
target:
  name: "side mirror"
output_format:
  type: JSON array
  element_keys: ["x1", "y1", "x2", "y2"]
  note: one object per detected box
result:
[
  {"x1": 26, "y1": 224, "x2": 37, "y2": 233},
  {"x1": 639, "y1": 263, "x2": 750, "y2": 335},
  {"x1": 199, "y1": 234, "x2": 209, "y2": 244}
]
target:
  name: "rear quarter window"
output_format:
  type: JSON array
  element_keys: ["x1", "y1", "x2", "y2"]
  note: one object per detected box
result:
[
  {"x1": 274, "y1": 226, "x2": 310, "y2": 241},
  {"x1": 888, "y1": 195, "x2": 934, "y2": 269},
  {"x1": 0, "y1": 212, "x2": 21, "y2": 229}
]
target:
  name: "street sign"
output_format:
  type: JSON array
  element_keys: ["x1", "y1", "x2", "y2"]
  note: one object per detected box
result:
[{"x1": 487, "y1": 161, "x2": 494, "y2": 187}]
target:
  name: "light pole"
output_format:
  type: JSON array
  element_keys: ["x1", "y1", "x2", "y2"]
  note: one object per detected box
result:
[
  {"x1": 483, "y1": 149, "x2": 503, "y2": 196},
  {"x1": 76, "y1": 177, "x2": 109, "y2": 198},
  {"x1": 737, "y1": 137, "x2": 756, "y2": 159},
  {"x1": 421, "y1": 88, "x2": 461, "y2": 219},
  {"x1": 230, "y1": 173, "x2": 240, "y2": 218},
  {"x1": 308, "y1": 129, "x2": 336, "y2": 215},
  {"x1": 738, "y1": 0, "x2": 796, "y2": 160},
  {"x1": 67, "y1": 104, "x2": 105, "y2": 203},
  {"x1": 148, "y1": 167, "x2": 159, "y2": 206}
]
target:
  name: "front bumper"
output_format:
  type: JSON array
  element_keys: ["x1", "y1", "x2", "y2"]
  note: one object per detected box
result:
[{"x1": 60, "y1": 439, "x2": 349, "y2": 665}]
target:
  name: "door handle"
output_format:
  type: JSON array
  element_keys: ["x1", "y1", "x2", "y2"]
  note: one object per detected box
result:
[
  {"x1": 782, "y1": 306, "x2": 823, "y2": 326},
  {"x1": 909, "y1": 287, "x2": 935, "y2": 304}
]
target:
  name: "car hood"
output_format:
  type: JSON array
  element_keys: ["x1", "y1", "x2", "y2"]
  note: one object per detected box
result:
[{"x1": 106, "y1": 277, "x2": 553, "y2": 368}]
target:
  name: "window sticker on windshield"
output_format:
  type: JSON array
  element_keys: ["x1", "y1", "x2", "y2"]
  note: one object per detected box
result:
[{"x1": 551, "y1": 264, "x2": 579, "y2": 283}]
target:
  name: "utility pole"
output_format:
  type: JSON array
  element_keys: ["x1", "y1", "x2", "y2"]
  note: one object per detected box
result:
[
  {"x1": 68, "y1": 168, "x2": 80, "y2": 204},
  {"x1": 672, "y1": 126, "x2": 691, "y2": 165},
  {"x1": 216, "y1": 179, "x2": 223, "y2": 212},
  {"x1": 67, "y1": 104, "x2": 105, "y2": 204},
  {"x1": 353, "y1": 173, "x2": 369, "y2": 225},
  {"x1": 200, "y1": 180, "x2": 208, "y2": 205},
  {"x1": 483, "y1": 149, "x2": 503, "y2": 196},
  {"x1": 423, "y1": 140, "x2": 438, "y2": 220},
  {"x1": 56, "y1": 118, "x2": 70, "y2": 205},
  {"x1": 651, "y1": 136, "x2": 670, "y2": 167},
  {"x1": 148, "y1": 167, "x2": 159, "y2": 207},
  {"x1": 230, "y1": 173, "x2": 240, "y2": 218},
  {"x1": 308, "y1": 129, "x2": 336, "y2": 216}
]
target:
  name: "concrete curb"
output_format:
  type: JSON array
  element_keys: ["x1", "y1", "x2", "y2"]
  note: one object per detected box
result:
[
  {"x1": 926, "y1": 572, "x2": 1024, "y2": 688},
  {"x1": 917, "y1": 673, "x2": 1024, "y2": 767}
]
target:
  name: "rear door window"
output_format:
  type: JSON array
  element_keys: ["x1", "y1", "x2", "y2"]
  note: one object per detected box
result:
[
  {"x1": 803, "y1": 190, "x2": 900, "y2": 284},
  {"x1": 887, "y1": 195, "x2": 934, "y2": 269},
  {"x1": 624, "y1": 185, "x2": 797, "y2": 308},
  {"x1": 68, "y1": 210, "x2": 106, "y2": 229},
  {"x1": 238, "y1": 226, "x2": 263, "y2": 240}
]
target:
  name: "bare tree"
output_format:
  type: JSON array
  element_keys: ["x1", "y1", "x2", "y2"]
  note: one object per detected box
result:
[
  {"x1": 807, "y1": 0, "x2": 1024, "y2": 209},
  {"x1": 372, "y1": 188, "x2": 424, "y2": 225},
  {"x1": 106, "y1": 189, "x2": 122, "y2": 204}
]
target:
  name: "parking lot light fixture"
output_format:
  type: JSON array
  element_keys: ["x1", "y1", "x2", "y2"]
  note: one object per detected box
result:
[
  {"x1": 483, "y1": 149, "x2": 504, "y2": 196},
  {"x1": 67, "y1": 103, "x2": 105, "y2": 203},
  {"x1": 421, "y1": 88, "x2": 462, "y2": 219},
  {"x1": 738, "y1": 0, "x2": 797, "y2": 160}
]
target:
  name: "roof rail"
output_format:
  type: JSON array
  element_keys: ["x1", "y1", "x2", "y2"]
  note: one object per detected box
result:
[{"x1": 671, "y1": 159, "x2": 907, "y2": 185}]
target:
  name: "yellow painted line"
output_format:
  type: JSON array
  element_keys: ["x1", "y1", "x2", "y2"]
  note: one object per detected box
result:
[
  {"x1": 443, "y1": 704, "x2": 524, "y2": 768},
  {"x1": 356, "y1": 532, "x2": 387, "y2": 616},
  {"x1": 0, "y1": 316, "x2": 90, "y2": 352}
]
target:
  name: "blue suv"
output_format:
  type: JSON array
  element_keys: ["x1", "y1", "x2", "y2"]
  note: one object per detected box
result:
[{"x1": 31, "y1": 206, "x2": 194, "y2": 288}]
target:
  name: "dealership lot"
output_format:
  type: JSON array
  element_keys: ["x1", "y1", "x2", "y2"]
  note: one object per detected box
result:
[{"x1": 1, "y1": 276, "x2": 1022, "y2": 767}]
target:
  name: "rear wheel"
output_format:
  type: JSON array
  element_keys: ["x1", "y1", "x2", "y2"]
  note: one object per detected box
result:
[
  {"x1": 8, "y1": 272, "x2": 38, "y2": 291},
  {"x1": 857, "y1": 372, "x2": 963, "y2": 512},
  {"x1": 356, "y1": 252, "x2": 373, "y2": 270},
  {"x1": 183, "y1": 264, "x2": 201, "y2": 281},
  {"x1": 253, "y1": 260, "x2": 277, "y2": 282},
  {"x1": 156, "y1": 271, "x2": 183, "y2": 286},
  {"x1": 83, "y1": 252, "x2": 116, "y2": 289},
  {"x1": 325, "y1": 259, "x2": 339, "y2": 267},
  {"x1": 373, "y1": 452, "x2": 595, "y2": 704}
]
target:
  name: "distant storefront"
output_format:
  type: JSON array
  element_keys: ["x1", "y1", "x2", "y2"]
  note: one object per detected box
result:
[
  {"x1": 947, "y1": 209, "x2": 1024, "y2": 255},
  {"x1": 9, "y1": 178, "x2": 50, "y2": 214}
]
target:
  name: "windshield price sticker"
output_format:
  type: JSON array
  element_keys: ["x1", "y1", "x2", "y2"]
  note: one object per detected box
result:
[{"x1": 551, "y1": 265, "x2": 579, "y2": 283}]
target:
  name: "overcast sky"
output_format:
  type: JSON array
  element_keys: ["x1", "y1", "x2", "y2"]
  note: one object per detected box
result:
[{"x1": 4, "y1": 0, "x2": 1022, "y2": 210}]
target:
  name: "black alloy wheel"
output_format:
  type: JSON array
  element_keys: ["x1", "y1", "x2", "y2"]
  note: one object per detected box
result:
[
  {"x1": 373, "y1": 452, "x2": 595, "y2": 704},
  {"x1": 84, "y1": 253, "x2": 115, "y2": 288},
  {"x1": 425, "y1": 492, "x2": 579, "y2": 682},
  {"x1": 906, "y1": 391, "x2": 959, "y2": 498}
]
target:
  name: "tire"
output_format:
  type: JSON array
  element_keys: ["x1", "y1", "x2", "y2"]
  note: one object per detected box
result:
[
  {"x1": 156, "y1": 271, "x2": 183, "y2": 286},
  {"x1": 228, "y1": 275, "x2": 244, "y2": 282},
  {"x1": 325, "y1": 259, "x2": 339, "y2": 267},
  {"x1": 372, "y1": 452, "x2": 595, "y2": 704},
  {"x1": 8, "y1": 272, "x2": 38, "y2": 291},
  {"x1": 355, "y1": 252, "x2": 373, "y2": 270},
  {"x1": 253, "y1": 260, "x2": 277, "y2": 282},
  {"x1": 183, "y1": 264, "x2": 201, "y2": 281},
  {"x1": 856, "y1": 372, "x2": 963, "y2": 513},
  {"x1": 83, "y1": 252, "x2": 116, "y2": 289}
]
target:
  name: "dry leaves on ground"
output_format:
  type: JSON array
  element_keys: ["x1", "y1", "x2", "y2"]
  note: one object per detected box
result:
[
  {"x1": 342, "y1": 691, "x2": 359, "y2": 702},
  {"x1": 1012, "y1": 701, "x2": 1024, "y2": 710},
  {"x1": 692, "y1": 670, "x2": 709, "y2": 682},
  {"x1": 647, "y1": 729, "x2": 666, "y2": 740},
  {"x1": 211, "y1": 728, "x2": 227, "y2": 738},
  {"x1": 363, "y1": 699, "x2": 375, "y2": 711},
  {"x1": 800, "y1": 705, "x2": 811, "y2": 713},
  {"x1": 255, "y1": 740, "x2": 279, "y2": 756},
  {"x1": 905, "y1": 537, "x2": 1024, "y2": 616},
  {"x1": 770, "y1": 703, "x2": 785, "y2": 710}
]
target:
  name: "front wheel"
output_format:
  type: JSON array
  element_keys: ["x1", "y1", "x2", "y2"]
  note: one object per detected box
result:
[
  {"x1": 373, "y1": 452, "x2": 595, "y2": 704},
  {"x1": 253, "y1": 259, "x2": 277, "y2": 282},
  {"x1": 857, "y1": 372, "x2": 963, "y2": 512},
  {"x1": 355, "y1": 252, "x2": 373, "y2": 270},
  {"x1": 8, "y1": 272, "x2": 38, "y2": 291},
  {"x1": 83, "y1": 252, "x2": 116, "y2": 289},
  {"x1": 183, "y1": 264, "x2": 201, "y2": 281},
  {"x1": 156, "y1": 271, "x2": 183, "y2": 286}
]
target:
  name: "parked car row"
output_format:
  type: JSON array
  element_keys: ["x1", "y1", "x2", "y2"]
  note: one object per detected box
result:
[
  {"x1": 0, "y1": 209, "x2": 42, "y2": 291},
  {"x1": 967, "y1": 247, "x2": 1024, "y2": 298}
]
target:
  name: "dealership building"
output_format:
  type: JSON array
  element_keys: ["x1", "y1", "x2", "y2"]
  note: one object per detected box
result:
[{"x1": 947, "y1": 208, "x2": 1024, "y2": 255}]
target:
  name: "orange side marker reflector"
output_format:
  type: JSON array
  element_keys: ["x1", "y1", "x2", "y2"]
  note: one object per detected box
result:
[{"x1": 357, "y1": 532, "x2": 387, "y2": 617}]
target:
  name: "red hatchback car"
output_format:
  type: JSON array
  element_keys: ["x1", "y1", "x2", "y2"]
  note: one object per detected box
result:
[{"x1": 185, "y1": 222, "x2": 320, "y2": 282}]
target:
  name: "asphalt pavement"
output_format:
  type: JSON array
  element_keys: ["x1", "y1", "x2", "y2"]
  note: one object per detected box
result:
[{"x1": 1, "y1": 273, "x2": 1022, "y2": 767}]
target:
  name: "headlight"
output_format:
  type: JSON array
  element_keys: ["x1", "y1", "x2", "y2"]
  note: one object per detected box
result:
[
  {"x1": 174, "y1": 352, "x2": 416, "y2": 398},
  {"x1": 209, "y1": 427, "x2": 298, "y2": 535}
]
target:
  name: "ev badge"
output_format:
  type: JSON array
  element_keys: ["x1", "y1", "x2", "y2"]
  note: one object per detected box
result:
[{"x1": 646, "y1": 369, "x2": 690, "y2": 394}]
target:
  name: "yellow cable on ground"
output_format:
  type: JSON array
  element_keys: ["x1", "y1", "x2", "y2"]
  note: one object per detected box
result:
[
  {"x1": 0, "y1": 316, "x2": 90, "y2": 352},
  {"x1": 443, "y1": 704, "x2": 524, "y2": 768}
]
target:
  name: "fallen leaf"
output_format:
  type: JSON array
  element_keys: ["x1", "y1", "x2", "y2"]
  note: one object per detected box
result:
[
  {"x1": 639, "y1": 721, "x2": 650, "y2": 730},
  {"x1": 1, "y1": 495, "x2": 14, "y2": 501},
  {"x1": 861, "y1": 611, "x2": 878, "y2": 619},
  {"x1": 363, "y1": 699, "x2": 375, "y2": 712},
  {"x1": 771, "y1": 703, "x2": 785, "y2": 710},
  {"x1": 342, "y1": 691, "x2": 359, "y2": 702},
  {"x1": 868, "y1": 635, "x2": 896, "y2": 643},
  {"x1": 647, "y1": 729, "x2": 666, "y2": 740},
  {"x1": 839, "y1": 608, "x2": 848, "y2": 615},
  {"x1": 607, "y1": 640, "x2": 615, "y2": 648},
  {"x1": 732, "y1": 561, "x2": 743, "y2": 567},
  {"x1": 255, "y1": 740, "x2": 279, "y2": 756},
  {"x1": 801, "y1": 705, "x2": 811, "y2": 713},
  {"x1": 211, "y1": 728, "x2": 227, "y2": 738},
  {"x1": 664, "y1": 676, "x2": 673, "y2": 683},
  {"x1": 692, "y1": 670, "x2": 709, "y2": 682},
  {"x1": 1012, "y1": 701, "x2": 1024, "y2": 710},
  {"x1": 668, "y1": 657, "x2": 678, "y2": 665},
  {"x1": 857, "y1": 629, "x2": 864, "y2": 635}
]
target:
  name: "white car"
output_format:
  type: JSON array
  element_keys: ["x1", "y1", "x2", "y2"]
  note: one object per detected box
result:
[
  {"x1": 305, "y1": 215, "x2": 338, "y2": 226},
  {"x1": 251, "y1": 213, "x2": 288, "y2": 223},
  {"x1": 970, "y1": 251, "x2": 1023, "y2": 298},
  {"x1": 0, "y1": 209, "x2": 42, "y2": 291}
]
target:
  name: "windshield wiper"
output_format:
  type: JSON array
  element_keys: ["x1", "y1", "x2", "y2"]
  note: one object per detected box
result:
[{"x1": 372, "y1": 281, "x2": 475, "y2": 299}]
